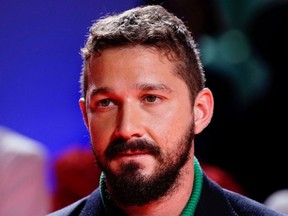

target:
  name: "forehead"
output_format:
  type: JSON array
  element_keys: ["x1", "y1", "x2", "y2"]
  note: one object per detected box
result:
[
  {"x1": 89, "y1": 46, "x2": 178, "y2": 78},
  {"x1": 85, "y1": 46, "x2": 189, "y2": 95}
]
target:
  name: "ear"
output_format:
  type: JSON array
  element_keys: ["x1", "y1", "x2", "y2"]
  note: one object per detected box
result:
[
  {"x1": 79, "y1": 98, "x2": 89, "y2": 129},
  {"x1": 194, "y1": 88, "x2": 214, "y2": 134}
]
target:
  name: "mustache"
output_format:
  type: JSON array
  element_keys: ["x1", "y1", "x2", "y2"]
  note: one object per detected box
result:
[{"x1": 105, "y1": 138, "x2": 160, "y2": 160}]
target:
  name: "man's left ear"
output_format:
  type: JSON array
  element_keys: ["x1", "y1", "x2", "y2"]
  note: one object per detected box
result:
[{"x1": 193, "y1": 88, "x2": 214, "y2": 134}]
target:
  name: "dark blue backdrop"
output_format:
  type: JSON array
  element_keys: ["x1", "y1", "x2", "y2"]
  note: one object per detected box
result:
[{"x1": 2, "y1": 0, "x2": 288, "y2": 204}]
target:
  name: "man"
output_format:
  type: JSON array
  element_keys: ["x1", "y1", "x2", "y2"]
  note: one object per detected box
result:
[{"x1": 48, "y1": 5, "x2": 284, "y2": 216}]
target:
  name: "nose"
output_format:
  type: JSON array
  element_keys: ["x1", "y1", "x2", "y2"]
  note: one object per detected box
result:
[{"x1": 114, "y1": 102, "x2": 143, "y2": 140}]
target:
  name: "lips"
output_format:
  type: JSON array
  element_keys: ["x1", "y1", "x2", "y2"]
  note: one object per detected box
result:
[{"x1": 115, "y1": 150, "x2": 150, "y2": 158}]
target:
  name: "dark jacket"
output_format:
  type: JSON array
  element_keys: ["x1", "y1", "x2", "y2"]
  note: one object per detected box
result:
[{"x1": 47, "y1": 173, "x2": 285, "y2": 216}]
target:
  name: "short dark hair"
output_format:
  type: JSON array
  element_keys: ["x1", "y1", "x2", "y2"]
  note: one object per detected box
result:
[{"x1": 80, "y1": 4, "x2": 206, "y2": 103}]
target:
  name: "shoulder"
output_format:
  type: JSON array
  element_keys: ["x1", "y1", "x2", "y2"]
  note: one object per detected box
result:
[
  {"x1": 47, "y1": 188, "x2": 105, "y2": 216},
  {"x1": 224, "y1": 189, "x2": 285, "y2": 216},
  {"x1": 47, "y1": 196, "x2": 88, "y2": 216},
  {"x1": 196, "y1": 172, "x2": 285, "y2": 216}
]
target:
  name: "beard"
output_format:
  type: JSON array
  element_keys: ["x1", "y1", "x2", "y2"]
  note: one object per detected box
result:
[{"x1": 93, "y1": 123, "x2": 194, "y2": 207}]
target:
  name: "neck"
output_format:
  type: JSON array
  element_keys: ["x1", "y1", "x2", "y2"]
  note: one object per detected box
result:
[{"x1": 119, "y1": 154, "x2": 195, "y2": 216}]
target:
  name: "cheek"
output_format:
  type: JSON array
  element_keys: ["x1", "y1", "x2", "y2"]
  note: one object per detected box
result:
[
  {"x1": 87, "y1": 117, "x2": 113, "y2": 155},
  {"x1": 151, "y1": 107, "x2": 193, "y2": 146}
]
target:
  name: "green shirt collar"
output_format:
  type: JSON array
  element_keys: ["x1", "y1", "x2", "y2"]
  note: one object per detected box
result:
[{"x1": 180, "y1": 156, "x2": 203, "y2": 216}]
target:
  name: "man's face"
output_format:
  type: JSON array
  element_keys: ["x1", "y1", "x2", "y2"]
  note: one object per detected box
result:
[{"x1": 80, "y1": 46, "x2": 195, "y2": 206}]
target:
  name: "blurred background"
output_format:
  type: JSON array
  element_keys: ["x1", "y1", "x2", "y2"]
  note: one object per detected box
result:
[{"x1": 1, "y1": 0, "x2": 287, "y2": 213}]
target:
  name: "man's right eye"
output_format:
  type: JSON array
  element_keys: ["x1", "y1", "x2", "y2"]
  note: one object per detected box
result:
[{"x1": 97, "y1": 99, "x2": 113, "y2": 107}]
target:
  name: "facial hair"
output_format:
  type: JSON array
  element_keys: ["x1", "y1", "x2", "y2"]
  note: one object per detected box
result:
[{"x1": 93, "y1": 123, "x2": 194, "y2": 207}]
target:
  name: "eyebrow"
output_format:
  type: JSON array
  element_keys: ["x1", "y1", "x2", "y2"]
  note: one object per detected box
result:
[
  {"x1": 90, "y1": 83, "x2": 172, "y2": 98},
  {"x1": 135, "y1": 83, "x2": 172, "y2": 93},
  {"x1": 91, "y1": 87, "x2": 113, "y2": 97}
]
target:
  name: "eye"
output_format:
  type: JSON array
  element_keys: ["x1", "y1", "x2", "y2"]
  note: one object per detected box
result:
[
  {"x1": 143, "y1": 95, "x2": 161, "y2": 103},
  {"x1": 97, "y1": 99, "x2": 114, "y2": 107}
]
